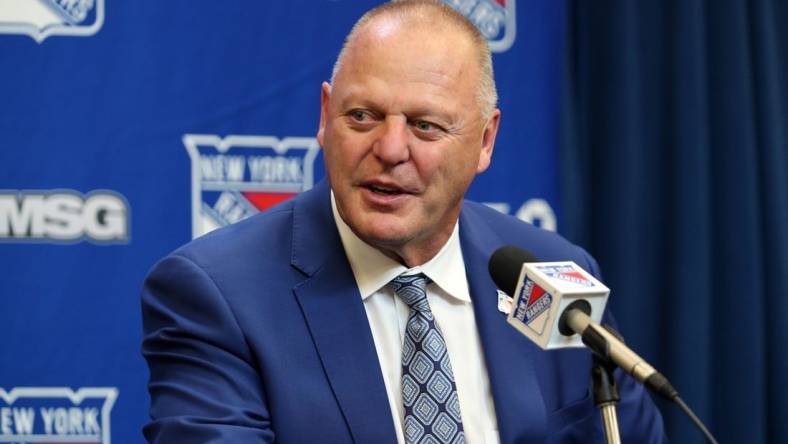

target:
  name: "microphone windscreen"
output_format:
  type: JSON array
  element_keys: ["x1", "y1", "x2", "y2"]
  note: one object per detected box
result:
[{"x1": 488, "y1": 246, "x2": 539, "y2": 296}]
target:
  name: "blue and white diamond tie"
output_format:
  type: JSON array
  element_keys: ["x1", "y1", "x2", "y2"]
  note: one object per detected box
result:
[{"x1": 391, "y1": 274, "x2": 465, "y2": 444}]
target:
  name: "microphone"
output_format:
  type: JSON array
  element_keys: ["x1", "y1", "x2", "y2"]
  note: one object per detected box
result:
[
  {"x1": 489, "y1": 246, "x2": 719, "y2": 444},
  {"x1": 488, "y1": 246, "x2": 676, "y2": 399}
]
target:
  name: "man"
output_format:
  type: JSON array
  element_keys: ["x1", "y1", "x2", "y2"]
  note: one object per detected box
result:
[{"x1": 142, "y1": 1, "x2": 666, "y2": 443}]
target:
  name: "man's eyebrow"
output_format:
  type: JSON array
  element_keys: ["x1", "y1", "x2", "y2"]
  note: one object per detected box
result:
[
  {"x1": 406, "y1": 106, "x2": 455, "y2": 121},
  {"x1": 337, "y1": 96, "x2": 378, "y2": 111}
]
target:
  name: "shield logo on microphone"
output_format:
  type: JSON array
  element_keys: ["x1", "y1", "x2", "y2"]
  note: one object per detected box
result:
[
  {"x1": 513, "y1": 277, "x2": 553, "y2": 335},
  {"x1": 536, "y1": 264, "x2": 595, "y2": 287}
]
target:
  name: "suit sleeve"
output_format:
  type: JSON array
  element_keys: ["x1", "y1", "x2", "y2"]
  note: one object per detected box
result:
[
  {"x1": 577, "y1": 247, "x2": 669, "y2": 444},
  {"x1": 141, "y1": 253, "x2": 274, "y2": 443}
]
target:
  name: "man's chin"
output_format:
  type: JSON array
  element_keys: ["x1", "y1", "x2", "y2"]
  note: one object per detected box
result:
[{"x1": 354, "y1": 225, "x2": 411, "y2": 251}]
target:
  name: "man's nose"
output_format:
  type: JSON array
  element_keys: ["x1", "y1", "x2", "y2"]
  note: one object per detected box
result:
[{"x1": 372, "y1": 117, "x2": 410, "y2": 165}]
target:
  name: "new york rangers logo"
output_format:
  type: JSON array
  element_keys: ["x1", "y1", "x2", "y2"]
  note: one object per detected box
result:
[
  {"x1": 0, "y1": 0, "x2": 104, "y2": 43},
  {"x1": 444, "y1": 0, "x2": 516, "y2": 52},
  {"x1": 537, "y1": 265, "x2": 594, "y2": 287},
  {"x1": 513, "y1": 277, "x2": 553, "y2": 335},
  {"x1": 0, "y1": 387, "x2": 117, "y2": 444},
  {"x1": 183, "y1": 134, "x2": 320, "y2": 239}
]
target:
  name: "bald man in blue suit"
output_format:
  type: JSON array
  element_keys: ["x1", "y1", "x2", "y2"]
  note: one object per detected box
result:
[{"x1": 141, "y1": 1, "x2": 666, "y2": 443}]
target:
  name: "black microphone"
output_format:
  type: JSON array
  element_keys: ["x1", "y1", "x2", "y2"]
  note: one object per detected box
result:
[{"x1": 488, "y1": 245, "x2": 539, "y2": 295}]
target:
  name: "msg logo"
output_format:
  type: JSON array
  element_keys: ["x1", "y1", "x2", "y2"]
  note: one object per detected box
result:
[{"x1": 0, "y1": 190, "x2": 130, "y2": 244}]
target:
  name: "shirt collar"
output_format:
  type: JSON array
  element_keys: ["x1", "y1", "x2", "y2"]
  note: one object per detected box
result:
[{"x1": 331, "y1": 191, "x2": 470, "y2": 303}]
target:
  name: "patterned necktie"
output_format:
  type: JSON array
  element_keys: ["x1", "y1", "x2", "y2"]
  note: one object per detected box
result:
[{"x1": 391, "y1": 274, "x2": 465, "y2": 444}]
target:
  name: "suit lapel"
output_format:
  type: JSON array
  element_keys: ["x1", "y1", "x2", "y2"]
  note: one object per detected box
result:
[
  {"x1": 460, "y1": 206, "x2": 548, "y2": 444},
  {"x1": 290, "y1": 181, "x2": 397, "y2": 444}
]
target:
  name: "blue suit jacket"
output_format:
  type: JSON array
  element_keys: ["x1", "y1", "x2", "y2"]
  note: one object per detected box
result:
[{"x1": 141, "y1": 180, "x2": 666, "y2": 443}]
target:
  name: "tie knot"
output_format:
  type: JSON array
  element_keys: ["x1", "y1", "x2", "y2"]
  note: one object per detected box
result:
[{"x1": 391, "y1": 273, "x2": 431, "y2": 312}]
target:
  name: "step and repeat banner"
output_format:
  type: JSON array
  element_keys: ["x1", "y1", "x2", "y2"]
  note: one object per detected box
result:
[{"x1": 0, "y1": 1, "x2": 564, "y2": 442}]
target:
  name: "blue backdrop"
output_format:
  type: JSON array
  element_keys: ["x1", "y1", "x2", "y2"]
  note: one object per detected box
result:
[
  {"x1": 0, "y1": 1, "x2": 566, "y2": 442},
  {"x1": 562, "y1": 1, "x2": 788, "y2": 443}
]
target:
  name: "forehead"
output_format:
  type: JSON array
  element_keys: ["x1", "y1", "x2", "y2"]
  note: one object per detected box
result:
[{"x1": 333, "y1": 18, "x2": 479, "y2": 109}]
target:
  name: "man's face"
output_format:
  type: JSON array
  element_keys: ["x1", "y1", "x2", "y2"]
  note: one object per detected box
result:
[{"x1": 317, "y1": 20, "x2": 500, "y2": 266}]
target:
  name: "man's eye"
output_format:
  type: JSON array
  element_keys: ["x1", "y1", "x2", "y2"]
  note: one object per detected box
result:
[
  {"x1": 350, "y1": 110, "x2": 368, "y2": 121},
  {"x1": 414, "y1": 121, "x2": 436, "y2": 131}
]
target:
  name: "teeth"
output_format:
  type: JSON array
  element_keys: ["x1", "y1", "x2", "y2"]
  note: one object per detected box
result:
[{"x1": 370, "y1": 185, "x2": 400, "y2": 195}]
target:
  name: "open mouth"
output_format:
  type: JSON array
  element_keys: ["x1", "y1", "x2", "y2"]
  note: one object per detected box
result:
[{"x1": 368, "y1": 184, "x2": 404, "y2": 195}]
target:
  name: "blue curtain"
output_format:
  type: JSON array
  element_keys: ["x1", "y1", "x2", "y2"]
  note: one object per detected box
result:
[{"x1": 561, "y1": 1, "x2": 788, "y2": 443}]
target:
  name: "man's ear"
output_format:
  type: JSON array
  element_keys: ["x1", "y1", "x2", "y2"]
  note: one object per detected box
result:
[
  {"x1": 476, "y1": 109, "x2": 501, "y2": 174},
  {"x1": 317, "y1": 82, "x2": 332, "y2": 147}
]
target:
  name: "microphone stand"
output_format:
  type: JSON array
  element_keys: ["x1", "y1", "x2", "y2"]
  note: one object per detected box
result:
[{"x1": 592, "y1": 353, "x2": 621, "y2": 444}]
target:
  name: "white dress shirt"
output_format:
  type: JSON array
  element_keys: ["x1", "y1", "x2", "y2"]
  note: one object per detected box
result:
[{"x1": 331, "y1": 193, "x2": 500, "y2": 444}]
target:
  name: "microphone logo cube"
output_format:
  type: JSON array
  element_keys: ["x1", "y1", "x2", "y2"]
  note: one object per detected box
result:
[{"x1": 507, "y1": 261, "x2": 609, "y2": 349}]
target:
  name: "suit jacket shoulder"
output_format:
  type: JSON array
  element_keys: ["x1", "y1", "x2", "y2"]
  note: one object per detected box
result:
[{"x1": 141, "y1": 181, "x2": 398, "y2": 443}]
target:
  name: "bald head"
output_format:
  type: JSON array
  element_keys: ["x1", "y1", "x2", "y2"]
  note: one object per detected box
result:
[{"x1": 330, "y1": 0, "x2": 498, "y2": 119}]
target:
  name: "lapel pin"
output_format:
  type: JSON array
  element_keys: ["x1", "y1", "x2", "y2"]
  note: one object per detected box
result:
[{"x1": 496, "y1": 289, "x2": 513, "y2": 315}]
